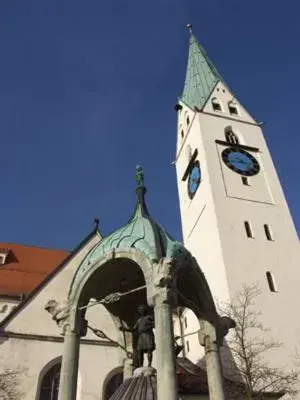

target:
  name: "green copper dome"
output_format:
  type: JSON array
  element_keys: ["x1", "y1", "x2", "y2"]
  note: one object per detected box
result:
[
  {"x1": 69, "y1": 167, "x2": 185, "y2": 297},
  {"x1": 85, "y1": 166, "x2": 182, "y2": 261},
  {"x1": 181, "y1": 33, "x2": 224, "y2": 110}
]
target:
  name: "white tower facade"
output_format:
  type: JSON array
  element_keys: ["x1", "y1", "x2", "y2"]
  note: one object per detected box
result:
[{"x1": 174, "y1": 31, "x2": 300, "y2": 372}]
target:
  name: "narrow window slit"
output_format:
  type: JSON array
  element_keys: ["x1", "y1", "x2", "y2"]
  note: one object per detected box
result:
[
  {"x1": 266, "y1": 271, "x2": 277, "y2": 292},
  {"x1": 264, "y1": 224, "x2": 273, "y2": 241},
  {"x1": 184, "y1": 316, "x2": 188, "y2": 329},
  {"x1": 244, "y1": 221, "x2": 253, "y2": 238},
  {"x1": 186, "y1": 340, "x2": 190, "y2": 353}
]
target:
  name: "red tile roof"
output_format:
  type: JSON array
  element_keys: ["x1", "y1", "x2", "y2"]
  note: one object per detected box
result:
[{"x1": 0, "y1": 243, "x2": 69, "y2": 297}]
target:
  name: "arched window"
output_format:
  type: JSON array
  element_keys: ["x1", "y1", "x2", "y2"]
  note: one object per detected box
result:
[
  {"x1": 103, "y1": 367, "x2": 123, "y2": 400},
  {"x1": 228, "y1": 101, "x2": 239, "y2": 116},
  {"x1": 211, "y1": 97, "x2": 222, "y2": 112},
  {"x1": 39, "y1": 362, "x2": 61, "y2": 400},
  {"x1": 186, "y1": 115, "x2": 190, "y2": 126},
  {"x1": 225, "y1": 127, "x2": 239, "y2": 145}
]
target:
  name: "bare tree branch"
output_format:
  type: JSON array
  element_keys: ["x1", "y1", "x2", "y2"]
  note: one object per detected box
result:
[
  {"x1": 0, "y1": 367, "x2": 23, "y2": 400},
  {"x1": 218, "y1": 284, "x2": 299, "y2": 399}
]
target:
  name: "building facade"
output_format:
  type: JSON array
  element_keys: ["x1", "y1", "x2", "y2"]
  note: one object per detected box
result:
[{"x1": 0, "y1": 233, "x2": 125, "y2": 400}]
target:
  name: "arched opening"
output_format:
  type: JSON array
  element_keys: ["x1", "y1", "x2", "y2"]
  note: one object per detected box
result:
[
  {"x1": 224, "y1": 126, "x2": 239, "y2": 145},
  {"x1": 36, "y1": 357, "x2": 61, "y2": 400},
  {"x1": 173, "y1": 306, "x2": 203, "y2": 365},
  {"x1": 78, "y1": 257, "x2": 148, "y2": 329},
  {"x1": 61, "y1": 250, "x2": 155, "y2": 400},
  {"x1": 102, "y1": 366, "x2": 124, "y2": 400}
]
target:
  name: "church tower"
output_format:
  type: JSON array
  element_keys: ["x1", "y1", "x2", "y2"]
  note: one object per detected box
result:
[{"x1": 175, "y1": 27, "x2": 300, "y2": 369}]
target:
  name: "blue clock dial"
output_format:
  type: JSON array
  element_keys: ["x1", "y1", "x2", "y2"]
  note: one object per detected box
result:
[
  {"x1": 222, "y1": 148, "x2": 260, "y2": 176},
  {"x1": 188, "y1": 161, "x2": 201, "y2": 199}
]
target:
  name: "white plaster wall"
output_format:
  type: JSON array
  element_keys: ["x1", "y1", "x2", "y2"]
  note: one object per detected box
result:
[
  {"x1": 181, "y1": 309, "x2": 202, "y2": 365},
  {"x1": 176, "y1": 105, "x2": 231, "y2": 306},
  {"x1": 0, "y1": 337, "x2": 119, "y2": 400},
  {"x1": 77, "y1": 343, "x2": 120, "y2": 400}
]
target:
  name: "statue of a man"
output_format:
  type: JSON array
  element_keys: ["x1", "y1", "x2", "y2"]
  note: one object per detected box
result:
[
  {"x1": 134, "y1": 305, "x2": 155, "y2": 367},
  {"x1": 120, "y1": 305, "x2": 155, "y2": 368}
]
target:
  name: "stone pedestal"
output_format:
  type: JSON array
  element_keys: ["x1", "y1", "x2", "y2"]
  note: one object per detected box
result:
[{"x1": 133, "y1": 366, "x2": 156, "y2": 377}]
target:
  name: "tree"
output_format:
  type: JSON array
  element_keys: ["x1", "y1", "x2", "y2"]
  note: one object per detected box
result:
[
  {"x1": 219, "y1": 284, "x2": 299, "y2": 399},
  {"x1": 0, "y1": 367, "x2": 22, "y2": 400}
]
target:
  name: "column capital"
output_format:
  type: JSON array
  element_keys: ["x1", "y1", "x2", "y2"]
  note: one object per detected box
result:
[
  {"x1": 153, "y1": 286, "x2": 173, "y2": 307},
  {"x1": 199, "y1": 317, "x2": 236, "y2": 348},
  {"x1": 147, "y1": 257, "x2": 177, "y2": 307},
  {"x1": 199, "y1": 320, "x2": 217, "y2": 348}
]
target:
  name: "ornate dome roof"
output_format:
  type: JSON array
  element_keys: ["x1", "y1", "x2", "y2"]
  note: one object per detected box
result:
[
  {"x1": 85, "y1": 166, "x2": 184, "y2": 262},
  {"x1": 69, "y1": 167, "x2": 187, "y2": 297}
]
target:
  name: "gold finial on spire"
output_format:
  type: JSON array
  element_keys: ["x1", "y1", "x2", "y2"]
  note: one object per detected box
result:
[{"x1": 187, "y1": 24, "x2": 193, "y2": 34}]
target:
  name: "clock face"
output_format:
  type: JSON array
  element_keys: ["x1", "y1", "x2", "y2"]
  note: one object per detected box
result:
[
  {"x1": 222, "y1": 148, "x2": 260, "y2": 176},
  {"x1": 188, "y1": 161, "x2": 201, "y2": 199}
]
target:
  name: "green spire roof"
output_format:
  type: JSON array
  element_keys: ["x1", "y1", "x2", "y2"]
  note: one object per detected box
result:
[{"x1": 181, "y1": 33, "x2": 223, "y2": 110}]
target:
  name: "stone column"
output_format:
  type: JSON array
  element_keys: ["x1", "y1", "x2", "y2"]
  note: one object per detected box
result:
[
  {"x1": 199, "y1": 321, "x2": 225, "y2": 400},
  {"x1": 58, "y1": 325, "x2": 80, "y2": 400},
  {"x1": 154, "y1": 288, "x2": 178, "y2": 400}
]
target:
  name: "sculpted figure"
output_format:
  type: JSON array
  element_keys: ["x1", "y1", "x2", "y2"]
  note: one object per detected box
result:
[
  {"x1": 44, "y1": 299, "x2": 70, "y2": 335},
  {"x1": 120, "y1": 304, "x2": 155, "y2": 368}
]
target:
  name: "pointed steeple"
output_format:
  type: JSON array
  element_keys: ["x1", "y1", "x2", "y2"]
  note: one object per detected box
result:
[{"x1": 181, "y1": 26, "x2": 224, "y2": 110}]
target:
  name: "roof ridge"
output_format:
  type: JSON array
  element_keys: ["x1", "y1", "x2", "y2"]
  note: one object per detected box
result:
[{"x1": 0, "y1": 241, "x2": 70, "y2": 253}]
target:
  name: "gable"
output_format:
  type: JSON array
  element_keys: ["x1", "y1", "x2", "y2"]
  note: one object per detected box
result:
[
  {"x1": 1, "y1": 231, "x2": 101, "y2": 336},
  {"x1": 202, "y1": 81, "x2": 257, "y2": 125}
]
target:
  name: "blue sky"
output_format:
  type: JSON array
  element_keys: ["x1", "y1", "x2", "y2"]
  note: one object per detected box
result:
[{"x1": 1, "y1": 0, "x2": 299, "y2": 250}]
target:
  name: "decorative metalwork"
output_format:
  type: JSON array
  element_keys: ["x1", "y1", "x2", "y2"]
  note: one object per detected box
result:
[{"x1": 135, "y1": 165, "x2": 144, "y2": 188}]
